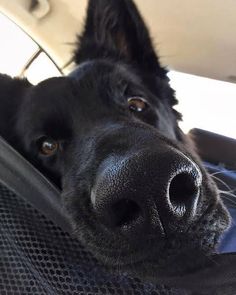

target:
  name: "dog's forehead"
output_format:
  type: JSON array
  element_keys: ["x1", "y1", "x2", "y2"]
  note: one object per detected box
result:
[
  {"x1": 29, "y1": 61, "x2": 143, "y2": 107},
  {"x1": 70, "y1": 60, "x2": 143, "y2": 90},
  {"x1": 25, "y1": 60, "x2": 163, "y2": 129},
  {"x1": 31, "y1": 77, "x2": 75, "y2": 101},
  {"x1": 22, "y1": 77, "x2": 76, "y2": 132}
]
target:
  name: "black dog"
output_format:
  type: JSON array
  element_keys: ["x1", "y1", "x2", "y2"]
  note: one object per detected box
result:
[{"x1": 0, "y1": 0, "x2": 230, "y2": 287}]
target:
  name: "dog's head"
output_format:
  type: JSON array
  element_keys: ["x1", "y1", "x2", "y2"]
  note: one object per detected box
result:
[{"x1": 3, "y1": 0, "x2": 230, "y2": 281}]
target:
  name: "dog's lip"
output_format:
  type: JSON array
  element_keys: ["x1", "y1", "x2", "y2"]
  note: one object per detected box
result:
[
  {"x1": 87, "y1": 237, "x2": 164, "y2": 264},
  {"x1": 143, "y1": 249, "x2": 217, "y2": 279},
  {"x1": 79, "y1": 230, "x2": 169, "y2": 268},
  {"x1": 82, "y1": 203, "x2": 224, "y2": 272},
  {"x1": 84, "y1": 231, "x2": 212, "y2": 270},
  {"x1": 65, "y1": 180, "x2": 227, "y2": 274},
  {"x1": 97, "y1": 244, "x2": 214, "y2": 281}
]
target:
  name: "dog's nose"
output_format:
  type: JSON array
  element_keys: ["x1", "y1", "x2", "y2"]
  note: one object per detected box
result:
[{"x1": 91, "y1": 146, "x2": 202, "y2": 239}]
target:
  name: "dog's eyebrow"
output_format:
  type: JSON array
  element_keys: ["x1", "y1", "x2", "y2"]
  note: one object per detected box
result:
[
  {"x1": 69, "y1": 61, "x2": 95, "y2": 81},
  {"x1": 115, "y1": 64, "x2": 142, "y2": 85}
]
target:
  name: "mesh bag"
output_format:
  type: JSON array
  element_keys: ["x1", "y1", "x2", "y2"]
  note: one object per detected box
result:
[
  {"x1": 1, "y1": 137, "x2": 236, "y2": 294},
  {"x1": 0, "y1": 183, "x2": 182, "y2": 295}
]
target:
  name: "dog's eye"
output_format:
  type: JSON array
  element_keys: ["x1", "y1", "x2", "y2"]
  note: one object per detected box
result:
[
  {"x1": 37, "y1": 137, "x2": 59, "y2": 156},
  {"x1": 127, "y1": 97, "x2": 148, "y2": 112}
]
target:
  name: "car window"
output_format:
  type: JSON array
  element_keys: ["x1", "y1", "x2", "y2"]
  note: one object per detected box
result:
[
  {"x1": 169, "y1": 71, "x2": 236, "y2": 140},
  {"x1": 0, "y1": 11, "x2": 236, "y2": 140},
  {"x1": 0, "y1": 12, "x2": 61, "y2": 84}
]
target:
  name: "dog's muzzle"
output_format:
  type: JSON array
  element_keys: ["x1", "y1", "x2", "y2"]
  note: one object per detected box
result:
[{"x1": 91, "y1": 144, "x2": 202, "y2": 242}]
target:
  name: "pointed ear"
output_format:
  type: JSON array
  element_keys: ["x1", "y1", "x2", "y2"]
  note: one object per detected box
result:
[
  {"x1": 74, "y1": 0, "x2": 167, "y2": 78},
  {"x1": 0, "y1": 74, "x2": 31, "y2": 143}
]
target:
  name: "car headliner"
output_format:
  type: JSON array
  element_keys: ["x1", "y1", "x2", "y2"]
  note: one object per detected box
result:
[{"x1": 0, "y1": 0, "x2": 236, "y2": 83}]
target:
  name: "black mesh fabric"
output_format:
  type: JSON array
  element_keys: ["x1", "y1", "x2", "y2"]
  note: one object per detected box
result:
[{"x1": 0, "y1": 183, "x2": 182, "y2": 295}]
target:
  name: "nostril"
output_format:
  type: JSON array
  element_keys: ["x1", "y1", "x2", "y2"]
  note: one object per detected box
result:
[
  {"x1": 111, "y1": 199, "x2": 142, "y2": 227},
  {"x1": 169, "y1": 172, "x2": 199, "y2": 217}
]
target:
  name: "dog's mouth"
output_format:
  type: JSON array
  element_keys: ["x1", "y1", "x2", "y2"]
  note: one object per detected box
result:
[
  {"x1": 66, "y1": 185, "x2": 229, "y2": 280},
  {"x1": 63, "y1": 138, "x2": 231, "y2": 281}
]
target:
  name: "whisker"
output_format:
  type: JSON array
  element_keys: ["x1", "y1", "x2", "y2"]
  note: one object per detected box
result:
[
  {"x1": 210, "y1": 174, "x2": 233, "y2": 192},
  {"x1": 219, "y1": 189, "x2": 236, "y2": 198},
  {"x1": 210, "y1": 171, "x2": 225, "y2": 177},
  {"x1": 220, "y1": 194, "x2": 236, "y2": 216},
  {"x1": 210, "y1": 168, "x2": 236, "y2": 175},
  {"x1": 220, "y1": 194, "x2": 236, "y2": 207}
]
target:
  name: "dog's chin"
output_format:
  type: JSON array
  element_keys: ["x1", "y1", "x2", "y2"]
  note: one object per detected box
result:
[
  {"x1": 74, "y1": 199, "x2": 230, "y2": 282},
  {"x1": 95, "y1": 243, "x2": 215, "y2": 283},
  {"x1": 65, "y1": 181, "x2": 230, "y2": 284}
]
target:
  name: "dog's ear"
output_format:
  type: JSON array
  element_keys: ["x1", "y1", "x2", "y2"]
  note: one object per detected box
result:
[
  {"x1": 0, "y1": 74, "x2": 31, "y2": 144},
  {"x1": 75, "y1": 0, "x2": 167, "y2": 78}
]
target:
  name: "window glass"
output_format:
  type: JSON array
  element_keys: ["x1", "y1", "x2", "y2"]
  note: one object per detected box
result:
[
  {"x1": 25, "y1": 52, "x2": 61, "y2": 85},
  {"x1": 169, "y1": 71, "x2": 236, "y2": 140},
  {"x1": 0, "y1": 12, "x2": 61, "y2": 84}
]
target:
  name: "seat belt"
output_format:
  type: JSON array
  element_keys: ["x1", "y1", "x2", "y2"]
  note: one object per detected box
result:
[
  {"x1": 0, "y1": 136, "x2": 235, "y2": 293},
  {"x1": 0, "y1": 136, "x2": 72, "y2": 233}
]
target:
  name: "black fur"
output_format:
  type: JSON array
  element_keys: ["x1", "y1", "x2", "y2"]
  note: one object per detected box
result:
[{"x1": 0, "y1": 0, "x2": 230, "y2": 289}]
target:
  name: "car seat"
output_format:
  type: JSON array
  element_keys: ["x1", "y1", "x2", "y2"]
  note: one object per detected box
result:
[{"x1": 0, "y1": 130, "x2": 236, "y2": 294}]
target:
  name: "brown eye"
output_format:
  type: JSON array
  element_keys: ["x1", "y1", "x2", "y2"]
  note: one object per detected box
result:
[
  {"x1": 127, "y1": 97, "x2": 148, "y2": 112},
  {"x1": 37, "y1": 137, "x2": 59, "y2": 156}
]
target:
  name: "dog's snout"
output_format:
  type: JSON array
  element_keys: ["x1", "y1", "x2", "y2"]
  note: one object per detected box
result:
[
  {"x1": 91, "y1": 162, "x2": 147, "y2": 236},
  {"x1": 110, "y1": 199, "x2": 142, "y2": 227},
  {"x1": 91, "y1": 146, "x2": 202, "y2": 239},
  {"x1": 168, "y1": 170, "x2": 200, "y2": 218}
]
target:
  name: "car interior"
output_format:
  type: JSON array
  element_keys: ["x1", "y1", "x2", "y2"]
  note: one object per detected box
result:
[{"x1": 0, "y1": 1, "x2": 236, "y2": 294}]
